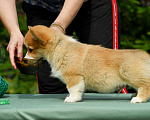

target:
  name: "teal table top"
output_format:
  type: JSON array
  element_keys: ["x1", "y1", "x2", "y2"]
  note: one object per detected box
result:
[{"x1": 0, "y1": 93, "x2": 150, "y2": 120}]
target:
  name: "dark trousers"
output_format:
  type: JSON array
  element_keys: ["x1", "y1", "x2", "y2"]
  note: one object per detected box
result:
[{"x1": 22, "y1": 0, "x2": 120, "y2": 94}]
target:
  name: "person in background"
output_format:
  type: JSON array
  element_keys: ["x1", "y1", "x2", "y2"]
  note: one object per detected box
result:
[{"x1": 0, "y1": 0, "x2": 120, "y2": 94}]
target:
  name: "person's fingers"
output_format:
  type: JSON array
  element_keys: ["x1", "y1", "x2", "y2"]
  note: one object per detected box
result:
[
  {"x1": 7, "y1": 46, "x2": 17, "y2": 69},
  {"x1": 7, "y1": 33, "x2": 24, "y2": 69},
  {"x1": 17, "y1": 40, "x2": 24, "y2": 61}
]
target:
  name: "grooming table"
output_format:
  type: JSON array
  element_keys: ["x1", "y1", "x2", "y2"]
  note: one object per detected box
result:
[{"x1": 0, "y1": 93, "x2": 150, "y2": 120}]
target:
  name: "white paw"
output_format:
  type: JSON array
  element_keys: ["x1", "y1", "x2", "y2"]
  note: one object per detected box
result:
[
  {"x1": 131, "y1": 97, "x2": 142, "y2": 103},
  {"x1": 64, "y1": 96, "x2": 82, "y2": 103}
]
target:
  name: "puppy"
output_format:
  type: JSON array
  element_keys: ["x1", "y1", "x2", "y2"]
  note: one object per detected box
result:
[{"x1": 24, "y1": 25, "x2": 150, "y2": 103}]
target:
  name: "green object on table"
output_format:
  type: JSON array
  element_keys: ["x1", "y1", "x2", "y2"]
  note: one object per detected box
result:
[
  {"x1": 0, "y1": 76, "x2": 8, "y2": 97},
  {"x1": 0, "y1": 99, "x2": 9, "y2": 105}
]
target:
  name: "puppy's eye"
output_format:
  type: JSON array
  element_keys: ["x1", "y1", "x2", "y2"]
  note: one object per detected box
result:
[{"x1": 28, "y1": 48, "x2": 33, "y2": 53}]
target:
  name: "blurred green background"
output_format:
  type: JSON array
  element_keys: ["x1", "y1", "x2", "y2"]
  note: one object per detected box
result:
[{"x1": 0, "y1": 0, "x2": 150, "y2": 94}]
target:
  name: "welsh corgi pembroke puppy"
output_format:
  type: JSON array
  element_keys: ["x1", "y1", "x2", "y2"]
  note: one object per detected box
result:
[{"x1": 24, "y1": 25, "x2": 150, "y2": 103}]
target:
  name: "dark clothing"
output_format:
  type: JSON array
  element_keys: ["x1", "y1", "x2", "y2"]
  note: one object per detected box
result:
[
  {"x1": 23, "y1": 0, "x2": 65, "y2": 13},
  {"x1": 23, "y1": 0, "x2": 88, "y2": 13},
  {"x1": 22, "y1": 0, "x2": 120, "y2": 94}
]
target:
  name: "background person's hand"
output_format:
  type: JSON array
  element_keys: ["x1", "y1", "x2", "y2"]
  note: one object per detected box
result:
[{"x1": 7, "y1": 32, "x2": 24, "y2": 69}]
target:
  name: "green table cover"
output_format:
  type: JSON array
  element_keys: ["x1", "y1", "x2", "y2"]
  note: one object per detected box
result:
[{"x1": 0, "y1": 93, "x2": 150, "y2": 120}]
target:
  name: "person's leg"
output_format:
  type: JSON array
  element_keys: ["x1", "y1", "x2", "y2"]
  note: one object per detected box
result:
[
  {"x1": 69, "y1": 0, "x2": 120, "y2": 49},
  {"x1": 22, "y1": 1, "x2": 68, "y2": 94}
]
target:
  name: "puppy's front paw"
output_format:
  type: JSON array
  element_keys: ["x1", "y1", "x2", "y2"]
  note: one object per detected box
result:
[
  {"x1": 131, "y1": 97, "x2": 142, "y2": 103},
  {"x1": 64, "y1": 96, "x2": 82, "y2": 103},
  {"x1": 64, "y1": 97, "x2": 76, "y2": 103}
]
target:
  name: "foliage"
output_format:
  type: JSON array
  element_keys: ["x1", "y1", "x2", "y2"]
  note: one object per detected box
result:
[
  {"x1": 0, "y1": 3, "x2": 38, "y2": 94},
  {"x1": 0, "y1": 0, "x2": 149, "y2": 94},
  {"x1": 118, "y1": 0, "x2": 150, "y2": 52}
]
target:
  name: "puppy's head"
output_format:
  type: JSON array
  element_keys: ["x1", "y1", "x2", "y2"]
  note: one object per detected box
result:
[{"x1": 24, "y1": 25, "x2": 55, "y2": 60}]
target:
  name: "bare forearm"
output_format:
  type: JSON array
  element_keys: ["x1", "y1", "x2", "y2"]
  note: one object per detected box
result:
[
  {"x1": 54, "y1": 0, "x2": 84, "y2": 29},
  {"x1": 0, "y1": 0, "x2": 20, "y2": 36},
  {"x1": 0, "y1": 0, "x2": 24, "y2": 69}
]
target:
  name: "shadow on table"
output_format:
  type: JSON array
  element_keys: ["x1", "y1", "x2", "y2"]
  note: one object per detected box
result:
[
  {"x1": 18, "y1": 94, "x2": 67, "y2": 100},
  {"x1": 84, "y1": 94, "x2": 150, "y2": 102},
  {"x1": 1, "y1": 95, "x2": 10, "y2": 98},
  {"x1": 84, "y1": 94, "x2": 131, "y2": 101}
]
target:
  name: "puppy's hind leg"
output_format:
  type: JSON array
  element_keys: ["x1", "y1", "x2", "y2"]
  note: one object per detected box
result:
[
  {"x1": 131, "y1": 85, "x2": 150, "y2": 103},
  {"x1": 64, "y1": 75, "x2": 85, "y2": 103}
]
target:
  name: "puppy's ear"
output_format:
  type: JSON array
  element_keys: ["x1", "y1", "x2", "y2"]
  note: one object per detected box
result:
[{"x1": 29, "y1": 25, "x2": 53, "y2": 44}]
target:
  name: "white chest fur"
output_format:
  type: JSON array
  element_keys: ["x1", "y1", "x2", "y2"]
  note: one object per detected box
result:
[
  {"x1": 49, "y1": 36, "x2": 77, "y2": 84},
  {"x1": 50, "y1": 65, "x2": 65, "y2": 84}
]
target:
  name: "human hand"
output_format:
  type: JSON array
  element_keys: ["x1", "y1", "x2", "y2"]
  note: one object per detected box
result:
[
  {"x1": 50, "y1": 26, "x2": 65, "y2": 34},
  {"x1": 50, "y1": 22, "x2": 66, "y2": 34},
  {"x1": 7, "y1": 32, "x2": 24, "y2": 69}
]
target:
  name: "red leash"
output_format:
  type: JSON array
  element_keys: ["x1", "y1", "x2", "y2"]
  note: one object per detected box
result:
[
  {"x1": 122, "y1": 87, "x2": 128, "y2": 94},
  {"x1": 111, "y1": 0, "x2": 128, "y2": 94}
]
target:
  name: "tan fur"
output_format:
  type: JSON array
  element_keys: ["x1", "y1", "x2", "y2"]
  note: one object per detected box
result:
[{"x1": 24, "y1": 25, "x2": 150, "y2": 103}]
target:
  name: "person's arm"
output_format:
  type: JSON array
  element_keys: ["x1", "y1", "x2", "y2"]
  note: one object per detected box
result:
[
  {"x1": 50, "y1": 0, "x2": 84, "y2": 33},
  {"x1": 0, "y1": 0, "x2": 24, "y2": 69}
]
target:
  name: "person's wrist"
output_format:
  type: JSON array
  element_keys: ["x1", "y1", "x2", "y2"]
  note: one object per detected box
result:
[
  {"x1": 50, "y1": 22, "x2": 66, "y2": 34},
  {"x1": 9, "y1": 27, "x2": 22, "y2": 37},
  {"x1": 50, "y1": 26, "x2": 64, "y2": 34}
]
